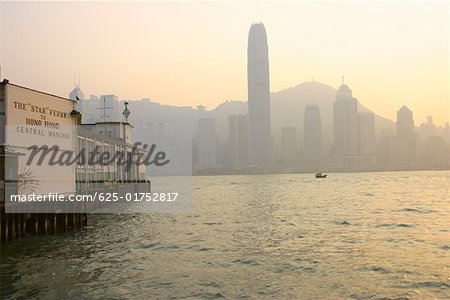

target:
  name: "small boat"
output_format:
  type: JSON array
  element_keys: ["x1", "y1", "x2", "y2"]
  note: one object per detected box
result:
[{"x1": 315, "y1": 172, "x2": 327, "y2": 178}]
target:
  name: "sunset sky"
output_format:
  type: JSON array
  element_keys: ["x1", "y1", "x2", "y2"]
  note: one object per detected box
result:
[{"x1": 1, "y1": 1, "x2": 448, "y2": 125}]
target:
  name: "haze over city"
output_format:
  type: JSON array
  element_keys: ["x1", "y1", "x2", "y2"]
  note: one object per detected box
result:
[
  {"x1": 1, "y1": 2, "x2": 450, "y2": 299},
  {"x1": 1, "y1": 1, "x2": 448, "y2": 125}
]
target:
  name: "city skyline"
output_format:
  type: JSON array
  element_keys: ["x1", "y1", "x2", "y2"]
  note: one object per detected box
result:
[
  {"x1": 0, "y1": 1, "x2": 448, "y2": 125},
  {"x1": 1, "y1": 3, "x2": 449, "y2": 299}
]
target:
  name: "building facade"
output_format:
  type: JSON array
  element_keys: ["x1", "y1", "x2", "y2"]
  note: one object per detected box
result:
[
  {"x1": 1, "y1": 80, "x2": 147, "y2": 200},
  {"x1": 304, "y1": 104, "x2": 322, "y2": 167},
  {"x1": 391, "y1": 105, "x2": 416, "y2": 169},
  {"x1": 228, "y1": 114, "x2": 249, "y2": 168},
  {"x1": 333, "y1": 83, "x2": 359, "y2": 157},
  {"x1": 1, "y1": 80, "x2": 78, "y2": 196}
]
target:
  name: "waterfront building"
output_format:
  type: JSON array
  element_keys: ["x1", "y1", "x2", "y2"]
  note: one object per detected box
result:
[
  {"x1": 1, "y1": 80, "x2": 147, "y2": 198},
  {"x1": 1, "y1": 80, "x2": 78, "y2": 196},
  {"x1": 0, "y1": 80, "x2": 149, "y2": 239},
  {"x1": 76, "y1": 122, "x2": 146, "y2": 191}
]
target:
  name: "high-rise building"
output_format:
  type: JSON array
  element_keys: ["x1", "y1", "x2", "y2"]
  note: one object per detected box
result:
[
  {"x1": 442, "y1": 123, "x2": 450, "y2": 144},
  {"x1": 397, "y1": 106, "x2": 415, "y2": 140},
  {"x1": 228, "y1": 114, "x2": 249, "y2": 168},
  {"x1": 420, "y1": 136, "x2": 449, "y2": 169},
  {"x1": 418, "y1": 116, "x2": 437, "y2": 142},
  {"x1": 391, "y1": 105, "x2": 416, "y2": 169},
  {"x1": 281, "y1": 127, "x2": 298, "y2": 164},
  {"x1": 98, "y1": 95, "x2": 120, "y2": 122},
  {"x1": 197, "y1": 118, "x2": 217, "y2": 169},
  {"x1": 304, "y1": 104, "x2": 322, "y2": 166},
  {"x1": 359, "y1": 112, "x2": 375, "y2": 156},
  {"x1": 73, "y1": 93, "x2": 121, "y2": 123},
  {"x1": 333, "y1": 82, "x2": 377, "y2": 170},
  {"x1": 333, "y1": 83, "x2": 359, "y2": 157},
  {"x1": 247, "y1": 22, "x2": 271, "y2": 166}
]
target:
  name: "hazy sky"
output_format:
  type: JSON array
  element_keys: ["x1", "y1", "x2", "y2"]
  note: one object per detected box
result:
[{"x1": 1, "y1": 1, "x2": 448, "y2": 125}]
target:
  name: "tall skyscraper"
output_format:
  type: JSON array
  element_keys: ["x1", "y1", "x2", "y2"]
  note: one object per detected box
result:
[
  {"x1": 228, "y1": 114, "x2": 249, "y2": 168},
  {"x1": 304, "y1": 104, "x2": 322, "y2": 166},
  {"x1": 333, "y1": 82, "x2": 359, "y2": 157},
  {"x1": 247, "y1": 22, "x2": 271, "y2": 166}
]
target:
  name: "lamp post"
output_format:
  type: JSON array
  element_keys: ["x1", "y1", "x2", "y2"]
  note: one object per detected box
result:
[
  {"x1": 122, "y1": 102, "x2": 131, "y2": 180},
  {"x1": 123, "y1": 101, "x2": 130, "y2": 123}
]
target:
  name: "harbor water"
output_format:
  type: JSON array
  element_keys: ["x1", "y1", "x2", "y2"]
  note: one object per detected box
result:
[{"x1": 1, "y1": 171, "x2": 449, "y2": 299}]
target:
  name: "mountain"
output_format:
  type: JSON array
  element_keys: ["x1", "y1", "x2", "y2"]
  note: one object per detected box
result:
[
  {"x1": 122, "y1": 81, "x2": 395, "y2": 152},
  {"x1": 211, "y1": 81, "x2": 395, "y2": 149}
]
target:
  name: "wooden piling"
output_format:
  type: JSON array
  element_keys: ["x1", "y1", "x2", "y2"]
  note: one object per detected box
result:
[
  {"x1": 22, "y1": 214, "x2": 27, "y2": 238},
  {"x1": 16, "y1": 214, "x2": 21, "y2": 239},
  {"x1": 53, "y1": 214, "x2": 57, "y2": 234},
  {"x1": 1, "y1": 212, "x2": 88, "y2": 242},
  {"x1": 32, "y1": 214, "x2": 39, "y2": 235},
  {"x1": 83, "y1": 213, "x2": 87, "y2": 226},
  {"x1": 0, "y1": 207, "x2": 2, "y2": 241},
  {"x1": 4, "y1": 212, "x2": 9, "y2": 242},
  {"x1": 43, "y1": 214, "x2": 47, "y2": 235},
  {"x1": 64, "y1": 213, "x2": 68, "y2": 232}
]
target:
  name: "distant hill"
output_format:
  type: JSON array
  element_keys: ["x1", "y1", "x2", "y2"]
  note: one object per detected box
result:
[
  {"x1": 123, "y1": 81, "x2": 395, "y2": 151},
  {"x1": 211, "y1": 81, "x2": 395, "y2": 149}
]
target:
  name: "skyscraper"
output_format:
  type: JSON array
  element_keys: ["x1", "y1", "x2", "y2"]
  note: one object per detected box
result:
[
  {"x1": 247, "y1": 22, "x2": 271, "y2": 166},
  {"x1": 281, "y1": 127, "x2": 298, "y2": 165},
  {"x1": 333, "y1": 82, "x2": 359, "y2": 157},
  {"x1": 397, "y1": 105, "x2": 415, "y2": 141},
  {"x1": 304, "y1": 104, "x2": 322, "y2": 166},
  {"x1": 391, "y1": 105, "x2": 416, "y2": 169},
  {"x1": 99, "y1": 95, "x2": 120, "y2": 122},
  {"x1": 228, "y1": 114, "x2": 249, "y2": 168}
]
